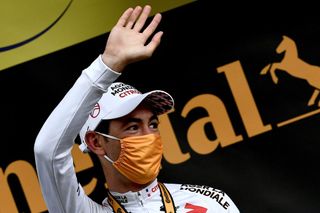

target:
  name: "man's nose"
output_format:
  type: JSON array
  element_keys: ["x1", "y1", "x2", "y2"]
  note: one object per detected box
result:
[{"x1": 141, "y1": 127, "x2": 152, "y2": 135}]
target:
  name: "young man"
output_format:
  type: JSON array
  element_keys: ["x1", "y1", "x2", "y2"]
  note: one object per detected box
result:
[{"x1": 34, "y1": 5, "x2": 240, "y2": 213}]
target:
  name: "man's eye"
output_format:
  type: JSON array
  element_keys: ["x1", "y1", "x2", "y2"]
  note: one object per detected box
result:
[
  {"x1": 150, "y1": 122, "x2": 159, "y2": 129},
  {"x1": 127, "y1": 125, "x2": 138, "y2": 131}
]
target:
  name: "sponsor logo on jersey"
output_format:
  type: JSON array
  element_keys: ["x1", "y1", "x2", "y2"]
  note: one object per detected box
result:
[{"x1": 180, "y1": 184, "x2": 229, "y2": 210}]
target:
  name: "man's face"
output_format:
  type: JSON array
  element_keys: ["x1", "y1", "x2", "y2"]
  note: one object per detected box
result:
[
  {"x1": 99, "y1": 103, "x2": 160, "y2": 161},
  {"x1": 109, "y1": 104, "x2": 160, "y2": 138}
]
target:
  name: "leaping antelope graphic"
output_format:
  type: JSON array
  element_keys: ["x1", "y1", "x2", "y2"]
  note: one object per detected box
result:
[{"x1": 260, "y1": 35, "x2": 320, "y2": 106}]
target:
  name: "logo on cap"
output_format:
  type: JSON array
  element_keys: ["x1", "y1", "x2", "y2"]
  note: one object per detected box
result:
[
  {"x1": 110, "y1": 83, "x2": 141, "y2": 98},
  {"x1": 90, "y1": 103, "x2": 100, "y2": 118}
]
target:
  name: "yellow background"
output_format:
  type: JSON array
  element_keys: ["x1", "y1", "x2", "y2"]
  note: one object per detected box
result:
[{"x1": 0, "y1": 0, "x2": 195, "y2": 71}]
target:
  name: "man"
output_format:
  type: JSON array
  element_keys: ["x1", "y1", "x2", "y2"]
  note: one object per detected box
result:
[{"x1": 34, "y1": 5, "x2": 240, "y2": 213}]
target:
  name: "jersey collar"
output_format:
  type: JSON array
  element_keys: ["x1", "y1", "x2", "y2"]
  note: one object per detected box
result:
[{"x1": 102, "y1": 179, "x2": 160, "y2": 206}]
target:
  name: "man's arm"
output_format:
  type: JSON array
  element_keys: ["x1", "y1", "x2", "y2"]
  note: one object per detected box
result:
[
  {"x1": 34, "y1": 57, "x2": 119, "y2": 212},
  {"x1": 34, "y1": 5, "x2": 163, "y2": 212}
]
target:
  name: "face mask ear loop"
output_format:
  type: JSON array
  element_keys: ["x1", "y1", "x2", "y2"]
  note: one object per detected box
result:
[
  {"x1": 95, "y1": 131, "x2": 120, "y2": 164},
  {"x1": 95, "y1": 131, "x2": 120, "y2": 141},
  {"x1": 103, "y1": 154, "x2": 115, "y2": 163}
]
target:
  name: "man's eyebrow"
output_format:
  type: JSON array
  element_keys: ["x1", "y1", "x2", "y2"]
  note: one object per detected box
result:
[{"x1": 125, "y1": 117, "x2": 142, "y2": 123}]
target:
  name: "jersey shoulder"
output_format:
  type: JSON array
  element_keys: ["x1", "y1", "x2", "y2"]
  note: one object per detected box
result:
[{"x1": 164, "y1": 183, "x2": 240, "y2": 213}]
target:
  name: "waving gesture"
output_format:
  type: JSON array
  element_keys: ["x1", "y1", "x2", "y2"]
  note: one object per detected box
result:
[{"x1": 102, "y1": 5, "x2": 163, "y2": 72}]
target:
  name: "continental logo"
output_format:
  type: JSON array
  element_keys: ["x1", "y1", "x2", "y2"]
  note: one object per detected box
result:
[
  {"x1": 0, "y1": 35, "x2": 317, "y2": 212},
  {"x1": 0, "y1": 0, "x2": 196, "y2": 71},
  {"x1": 159, "y1": 35, "x2": 320, "y2": 164},
  {"x1": 260, "y1": 35, "x2": 320, "y2": 107}
]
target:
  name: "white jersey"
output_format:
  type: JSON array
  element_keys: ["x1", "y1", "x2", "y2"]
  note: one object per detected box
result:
[
  {"x1": 34, "y1": 55, "x2": 240, "y2": 213},
  {"x1": 103, "y1": 179, "x2": 240, "y2": 213}
]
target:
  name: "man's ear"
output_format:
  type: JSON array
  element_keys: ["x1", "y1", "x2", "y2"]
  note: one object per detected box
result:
[{"x1": 85, "y1": 131, "x2": 105, "y2": 156}]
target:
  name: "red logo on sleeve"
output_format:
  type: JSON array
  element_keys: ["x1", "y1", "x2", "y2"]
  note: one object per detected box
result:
[{"x1": 185, "y1": 203, "x2": 207, "y2": 213}]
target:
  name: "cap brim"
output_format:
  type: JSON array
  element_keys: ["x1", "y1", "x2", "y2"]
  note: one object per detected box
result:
[{"x1": 102, "y1": 90, "x2": 174, "y2": 120}]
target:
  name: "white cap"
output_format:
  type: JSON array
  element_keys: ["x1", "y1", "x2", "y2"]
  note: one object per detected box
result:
[{"x1": 79, "y1": 82, "x2": 174, "y2": 152}]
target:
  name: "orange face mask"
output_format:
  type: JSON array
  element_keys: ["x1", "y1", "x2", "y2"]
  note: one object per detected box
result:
[{"x1": 97, "y1": 132, "x2": 163, "y2": 184}]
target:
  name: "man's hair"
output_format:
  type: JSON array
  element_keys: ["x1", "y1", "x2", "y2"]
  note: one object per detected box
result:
[{"x1": 95, "y1": 120, "x2": 111, "y2": 134}]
